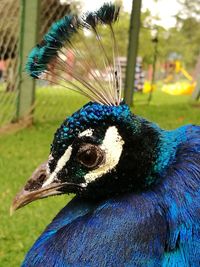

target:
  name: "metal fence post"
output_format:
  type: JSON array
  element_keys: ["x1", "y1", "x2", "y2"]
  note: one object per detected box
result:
[
  {"x1": 124, "y1": 0, "x2": 142, "y2": 106},
  {"x1": 17, "y1": 0, "x2": 40, "y2": 121}
]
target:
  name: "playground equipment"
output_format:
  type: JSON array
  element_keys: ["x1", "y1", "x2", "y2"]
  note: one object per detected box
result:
[
  {"x1": 143, "y1": 81, "x2": 156, "y2": 94},
  {"x1": 162, "y1": 60, "x2": 196, "y2": 95}
]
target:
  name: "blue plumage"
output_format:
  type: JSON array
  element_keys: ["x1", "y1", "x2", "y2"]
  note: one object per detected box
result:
[{"x1": 20, "y1": 124, "x2": 200, "y2": 266}]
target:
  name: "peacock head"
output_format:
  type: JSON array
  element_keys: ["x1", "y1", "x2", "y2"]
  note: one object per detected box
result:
[
  {"x1": 12, "y1": 101, "x2": 160, "y2": 210},
  {"x1": 12, "y1": 3, "x2": 161, "y2": 211}
]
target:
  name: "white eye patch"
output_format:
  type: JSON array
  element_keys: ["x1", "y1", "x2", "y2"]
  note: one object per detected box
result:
[{"x1": 84, "y1": 126, "x2": 124, "y2": 183}]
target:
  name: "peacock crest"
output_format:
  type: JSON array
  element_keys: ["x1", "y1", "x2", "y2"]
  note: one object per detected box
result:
[{"x1": 26, "y1": 3, "x2": 122, "y2": 106}]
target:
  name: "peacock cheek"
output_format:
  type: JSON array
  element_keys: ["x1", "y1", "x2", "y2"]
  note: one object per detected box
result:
[{"x1": 63, "y1": 162, "x2": 88, "y2": 185}]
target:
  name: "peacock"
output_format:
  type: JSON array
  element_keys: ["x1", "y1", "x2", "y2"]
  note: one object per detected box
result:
[{"x1": 12, "y1": 3, "x2": 200, "y2": 266}]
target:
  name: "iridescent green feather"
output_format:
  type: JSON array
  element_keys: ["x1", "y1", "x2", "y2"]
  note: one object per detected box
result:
[
  {"x1": 26, "y1": 15, "x2": 78, "y2": 78},
  {"x1": 96, "y1": 3, "x2": 120, "y2": 24},
  {"x1": 84, "y1": 3, "x2": 120, "y2": 28},
  {"x1": 43, "y1": 15, "x2": 77, "y2": 47}
]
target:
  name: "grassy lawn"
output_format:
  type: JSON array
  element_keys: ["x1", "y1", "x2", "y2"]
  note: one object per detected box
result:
[
  {"x1": 0, "y1": 88, "x2": 200, "y2": 266},
  {"x1": 0, "y1": 84, "x2": 18, "y2": 127}
]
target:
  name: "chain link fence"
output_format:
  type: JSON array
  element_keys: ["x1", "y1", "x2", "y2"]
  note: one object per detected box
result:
[
  {"x1": 0, "y1": 0, "x2": 19, "y2": 127},
  {"x1": 35, "y1": 0, "x2": 85, "y2": 123},
  {"x1": 0, "y1": 0, "x2": 85, "y2": 130}
]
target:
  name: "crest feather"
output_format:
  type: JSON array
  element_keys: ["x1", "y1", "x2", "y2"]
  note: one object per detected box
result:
[
  {"x1": 96, "y1": 3, "x2": 120, "y2": 24},
  {"x1": 26, "y1": 3, "x2": 122, "y2": 106}
]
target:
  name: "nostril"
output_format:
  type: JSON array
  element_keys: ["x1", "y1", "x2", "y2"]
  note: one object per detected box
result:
[
  {"x1": 24, "y1": 174, "x2": 47, "y2": 191},
  {"x1": 23, "y1": 161, "x2": 48, "y2": 191}
]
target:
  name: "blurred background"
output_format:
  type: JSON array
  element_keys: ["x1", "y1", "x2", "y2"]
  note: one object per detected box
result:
[{"x1": 0, "y1": 0, "x2": 200, "y2": 266}]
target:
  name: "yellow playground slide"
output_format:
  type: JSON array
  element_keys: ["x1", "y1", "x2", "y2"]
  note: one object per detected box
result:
[{"x1": 161, "y1": 61, "x2": 196, "y2": 95}]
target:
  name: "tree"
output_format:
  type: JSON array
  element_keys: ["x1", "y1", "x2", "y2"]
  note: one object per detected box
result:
[{"x1": 177, "y1": 0, "x2": 200, "y2": 18}]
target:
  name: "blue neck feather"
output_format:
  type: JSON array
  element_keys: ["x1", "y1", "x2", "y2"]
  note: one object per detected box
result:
[{"x1": 154, "y1": 125, "x2": 188, "y2": 175}]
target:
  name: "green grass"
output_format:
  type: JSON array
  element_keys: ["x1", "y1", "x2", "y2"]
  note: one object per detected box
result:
[
  {"x1": 0, "y1": 84, "x2": 18, "y2": 127},
  {"x1": 35, "y1": 86, "x2": 88, "y2": 122},
  {"x1": 0, "y1": 88, "x2": 200, "y2": 266}
]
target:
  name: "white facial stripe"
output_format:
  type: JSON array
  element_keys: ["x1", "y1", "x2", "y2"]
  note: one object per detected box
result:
[
  {"x1": 78, "y1": 128, "x2": 94, "y2": 138},
  {"x1": 42, "y1": 145, "x2": 72, "y2": 187},
  {"x1": 84, "y1": 126, "x2": 124, "y2": 183},
  {"x1": 46, "y1": 154, "x2": 54, "y2": 175}
]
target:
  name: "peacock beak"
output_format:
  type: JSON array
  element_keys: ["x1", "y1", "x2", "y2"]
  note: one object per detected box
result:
[{"x1": 11, "y1": 161, "x2": 70, "y2": 213}]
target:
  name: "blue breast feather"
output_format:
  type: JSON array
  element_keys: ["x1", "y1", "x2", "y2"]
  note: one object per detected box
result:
[{"x1": 22, "y1": 125, "x2": 200, "y2": 267}]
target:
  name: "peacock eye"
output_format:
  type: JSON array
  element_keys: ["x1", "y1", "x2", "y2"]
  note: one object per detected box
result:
[{"x1": 77, "y1": 144, "x2": 105, "y2": 169}]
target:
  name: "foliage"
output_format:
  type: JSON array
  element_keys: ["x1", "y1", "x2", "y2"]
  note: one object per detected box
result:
[
  {"x1": 137, "y1": 1, "x2": 200, "y2": 69},
  {"x1": 175, "y1": 0, "x2": 200, "y2": 67},
  {"x1": 138, "y1": 10, "x2": 156, "y2": 66},
  {"x1": 177, "y1": 0, "x2": 200, "y2": 18},
  {"x1": 164, "y1": 19, "x2": 200, "y2": 67}
]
